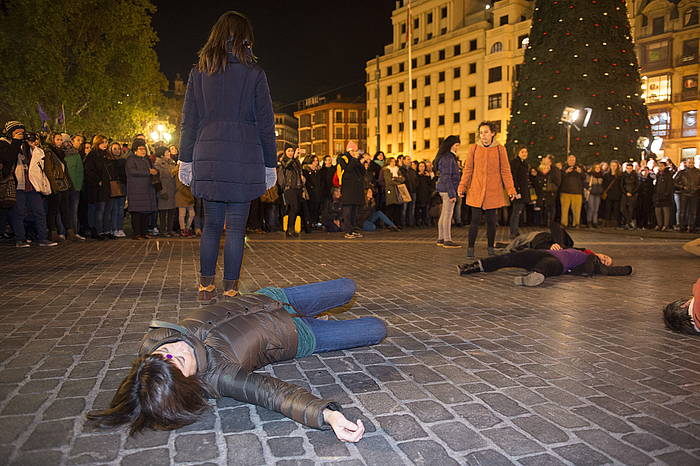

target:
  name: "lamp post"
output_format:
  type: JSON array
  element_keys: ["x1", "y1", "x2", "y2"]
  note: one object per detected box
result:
[{"x1": 560, "y1": 107, "x2": 591, "y2": 156}]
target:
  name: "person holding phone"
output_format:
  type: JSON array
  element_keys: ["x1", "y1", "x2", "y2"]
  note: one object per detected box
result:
[
  {"x1": 178, "y1": 11, "x2": 277, "y2": 301},
  {"x1": 278, "y1": 144, "x2": 305, "y2": 238}
]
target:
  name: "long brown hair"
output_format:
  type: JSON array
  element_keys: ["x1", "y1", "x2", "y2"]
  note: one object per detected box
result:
[{"x1": 198, "y1": 11, "x2": 255, "y2": 74}]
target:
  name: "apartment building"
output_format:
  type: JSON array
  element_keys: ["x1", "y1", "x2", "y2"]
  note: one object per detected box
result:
[
  {"x1": 274, "y1": 113, "x2": 298, "y2": 154},
  {"x1": 630, "y1": 0, "x2": 700, "y2": 162},
  {"x1": 293, "y1": 96, "x2": 367, "y2": 156}
]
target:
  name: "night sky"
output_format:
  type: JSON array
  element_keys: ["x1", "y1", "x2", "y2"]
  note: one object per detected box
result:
[{"x1": 152, "y1": 0, "x2": 395, "y2": 112}]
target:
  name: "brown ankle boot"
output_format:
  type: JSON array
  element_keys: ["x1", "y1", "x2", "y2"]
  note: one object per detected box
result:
[
  {"x1": 198, "y1": 275, "x2": 217, "y2": 303},
  {"x1": 222, "y1": 279, "x2": 239, "y2": 299}
]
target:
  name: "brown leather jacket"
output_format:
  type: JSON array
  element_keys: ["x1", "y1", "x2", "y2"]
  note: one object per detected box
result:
[{"x1": 138, "y1": 293, "x2": 338, "y2": 429}]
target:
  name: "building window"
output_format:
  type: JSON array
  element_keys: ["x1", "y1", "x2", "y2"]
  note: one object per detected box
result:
[
  {"x1": 440, "y1": 27, "x2": 447, "y2": 35},
  {"x1": 438, "y1": 49, "x2": 446, "y2": 60},
  {"x1": 401, "y1": 23, "x2": 406, "y2": 34},
  {"x1": 438, "y1": 115, "x2": 445, "y2": 126},
  {"x1": 488, "y1": 66, "x2": 503, "y2": 83},
  {"x1": 412, "y1": 79, "x2": 417, "y2": 89},
  {"x1": 400, "y1": 43, "x2": 406, "y2": 49},
  {"x1": 399, "y1": 82, "x2": 405, "y2": 92},
  {"x1": 453, "y1": 67, "x2": 461, "y2": 78},
  {"x1": 685, "y1": 7, "x2": 699, "y2": 27},
  {"x1": 649, "y1": 111, "x2": 670, "y2": 137},
  {"x1": 411, "y1": 58, "x2": 417, "y2": 69},
  {"x1": 518, "y1": 34, "x2": 529, "y2": 49},
  {"x1": 424, "y1": 117, "x2": 431, "y2": 128},
  {"x1": 469, "y1": 39, "x2": 477, "y2": 51},
  {"x1": 412, "y1": 120, "x2": 417, "y2": 130},
  {"x1": 387, "y1": 124, "x2": 392, "y2": 134},
  {"x1": 469, "y1": 62, "x2": 477, "y2": 74},
  {"x1": 643, "y1": 40, "x2": 671, "y2": 70},
  {"x1": 438, "y1": 93, "x2": 445, "y2": 104},
  {"x1": 642, "y1": 75, "x2": 671, "y2": 103},
  {"x1": 682, "y1": 75, "x2": 698, "y2": 100},
  {"x1": 426, "y1": 33, "x2": 433, "y2": 40},
  {"x1": 399, "y1": 102, "x2": 404, "y2": 111},
  {"x1": 514, "y1": 64, "x2": 523, "y2": 82},
  {"x1": 414, "y1": 17, "x2": 419, "y2": 28},
  {"x1": 348, "y1": 127, "x2": 356, "y2": 138},
  {"x1": 469, "y1": 86, "x2": 477, "y2": 97},
  {"x1": 499, "y1": 15, "x2": 509, "y2": 26},
  {"x1": 453, "y1": 89, "x2": 461, "y2": 100},
  {"x1": 683, "y1": 110, "x2": 698, "y2": 137},
  {"x1": 386, "y1": 66, "x2": 393, "y2": 76},
  {"x1": 453, "y1": 112, "x2": 460, "y2": 123},
  {"x1": 490, "y1": 42, "x2": 503, "y2": 54},
  {"x1": 441, "y1": 6, "x2": 447, "y2": 18},
  {"x1": 424, "y1": 75, "x2": 431, "y2": 86},
  {"x1": 412, "y1": 99, "x2": 417, "y2": 109},
  {"x1": 652, "y1": 16, "x2": 664, "y2": 35},
  {"x1": 454, "y1": 44, "x2": 461, "y2": 56},
  {"x1": 469, "y1": 133, "x2": 476, "y2": 144},
  {"x1": 387, "y1": 144, "x2": 392, "y2": 153},
  {"x1": 387, "y1": 104, "x2": 393, "y2": 115},
  {"x1": 682, "y1": 38, "x2": 699, "y2": 65},
  {"x1": 488, "y1": 93, "x2": 503, "y2": 109},
  {"x1": 424, "y1": 96, "x2": 431, "y2": 106},
  {"x1": 427, "y1": 12, "x2": 433, "y2": 24},
  {"x1": 398, "y1": 142, "x2": 404, "y2": 152},
  {"x1": 335, "y1": 127, "x2": 343, "y2": 138},
  {"x1": 335, "y1": 111, "x2": 343, "y2": 123},
  {"x1": 399, "y1": 62, "x2": 405, "y2": 72},
  {"x1": 438, "y1": 71, "x2": 445, "y2": 82},
  {"x1": 424, "y1": 139, "x2": 431, "y2": 149},
  {"x1": 424, "y1": 54, "x2": 431, "y2": 65},
  {"x1": 469, "y1": 109, "x2": 476, "y2": 120},
  {"x1": 399, "y1": 122, "x2": 405, "y2": 132},
  {"x1": 349, "y1": 111, "x2": 357, "y2": 123},
  {"x1": 387, "y1": 85, "x2": 393, "y2": 95},
  {"x1": 300, "y1": 115, "x2": 311, "y2": 127}
]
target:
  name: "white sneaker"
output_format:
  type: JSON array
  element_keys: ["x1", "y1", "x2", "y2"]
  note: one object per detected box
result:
[{"x1": 115, "y1": 230, "x2": 126, "y2": 238}]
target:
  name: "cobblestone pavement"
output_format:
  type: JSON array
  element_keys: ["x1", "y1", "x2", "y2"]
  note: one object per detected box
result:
[{"x1": 1, "y1": 226, "x2": 699, "y2": 465}]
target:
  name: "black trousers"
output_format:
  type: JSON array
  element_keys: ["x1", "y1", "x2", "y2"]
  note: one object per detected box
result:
[
  {"x1": 342, "y1": 204, "x2": 359, "y2": 233},
  {"x1": 131, "y1": 211, "x2": 151, "y2": 236},
  {"x1": 680, "y1": 194, "x2": 699, "y2": 228},
  {"x1": 481, "y1": 249, "x2": 564, "y2": 277},
  {"x1": 47, "y1": 190, "x2": 71, "y2": 231},
  {"x1": 468, "y1": 207, "x2": 498, "y2": 248},
  {"x1": 620, "y1": 194, "x2": 637, "y2": 225},
  {"x1": 158, "y1": 208, "x2": 177, "y2": 233},
  {"x1": 283, "y1": 188, "x2": 301, "y2": 232}
]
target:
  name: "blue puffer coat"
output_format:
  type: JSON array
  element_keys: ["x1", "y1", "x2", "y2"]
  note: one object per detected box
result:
[{"x1": 179, "y1": 54, "x2": 276, "y2": 203}]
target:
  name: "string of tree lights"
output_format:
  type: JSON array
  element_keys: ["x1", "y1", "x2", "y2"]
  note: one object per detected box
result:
[{"x1": 506, "y1": 0, "x2": 652, "y2": 165}]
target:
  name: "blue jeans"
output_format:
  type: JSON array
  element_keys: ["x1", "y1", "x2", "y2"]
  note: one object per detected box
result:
[
  {"x1": 201, "y1": 200, "x2": 250, "y2": 280},
  {"x1": 281, "y1": 278, "x2": 387, "y2": 353},
  {"x1": 110, "y1": 197, "x2": 126, "y2": 231},
  {"x1": 88, "y1": 201, "x2": 107, "y2": 233},
  {"x1": 362, "y1": 210, "x2": 396, "y2": 231},
  {"x1": 12, "y1": 190, "x2": 48, "y2": 242},
  {"x1": 68, "y1": 190, "x2": 81, "y2": 234}
]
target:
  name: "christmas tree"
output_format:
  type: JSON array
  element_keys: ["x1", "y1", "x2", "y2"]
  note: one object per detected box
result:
[{"x1": 506, "y1": 0, "x2": 651, "y2": 165}]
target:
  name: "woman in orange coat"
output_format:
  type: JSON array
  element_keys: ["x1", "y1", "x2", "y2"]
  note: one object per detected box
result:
[{"x1": 458, "y1": 121, "x2": 517, "y2": 258}]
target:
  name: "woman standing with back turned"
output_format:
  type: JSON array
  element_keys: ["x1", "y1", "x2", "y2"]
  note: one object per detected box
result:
[{"x1": 179, "y1": 12, "x2": 277, "y2": 302}]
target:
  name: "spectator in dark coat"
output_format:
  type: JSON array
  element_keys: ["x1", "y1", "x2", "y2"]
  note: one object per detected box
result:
[
  {"x1": 337, "y1": 141, "x2": 365, "y2": 239},
  {"x1": 603, "y1": 161, "x2": 623, "y2": 226},
  {"x1": 126, "y1": 141, "x2": 158, "y2": 239},
  {"x1": 559, "y1": 155, "x2": 586, "y2": 228},
  {"x1": 415, "y1": 162, "x2": 433, "y2": 226},
  {"x1": 435, "y1": 135, "x2": 462, "y2": 248},
  {"x1": 653, "y1": 161, "x2": 675, "y2": 230},
  {"x1": 303, "y1": 156, "x2": 323, "y2": 228},
  {"x1": 509, "y1": 147, "x2": 531, "y2": 238},
  {"x1": 84, "y1": 135, "x2": 112, "y2": 239},
  {"x1": 178, "y1": 12, "x2": 276, "y2": 301},
  {"x1": 636, "y1": 167, "x2": 654, "y2": 229},
  {"x1": 278, "y1": 144, "x2": 304, "y2": 237},
  {"x1": 620, "y1": 162, "x2": 640, "y2": 229},
  {"x1": 674, "y1": 158, "x2": 700, "y2": 232},
  {"x1": 106, "y1": 142, "x2": 127, "y2": 237}
]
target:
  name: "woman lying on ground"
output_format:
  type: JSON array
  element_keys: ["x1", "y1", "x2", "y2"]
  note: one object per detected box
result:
[
  {"x1": 87, "y1": 278, "x2": 386, "y2": 442},
  {"x1": 663, "y1": 278, "x2": 700, "y2": 336}
]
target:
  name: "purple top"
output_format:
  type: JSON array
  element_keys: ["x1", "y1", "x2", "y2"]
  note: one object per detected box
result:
[{"x1": 546, "y1": 249, "x2": 590, "y2": 272}]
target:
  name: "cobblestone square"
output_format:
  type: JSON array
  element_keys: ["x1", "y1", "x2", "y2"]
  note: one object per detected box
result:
[{"x1": 1, "y1": 228, "x2": 699, "y2": 465}]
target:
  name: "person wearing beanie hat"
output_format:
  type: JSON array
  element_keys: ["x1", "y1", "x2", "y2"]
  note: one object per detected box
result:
[{"x1": 4, "y1": 120, "x2": 25, "y2": 138}]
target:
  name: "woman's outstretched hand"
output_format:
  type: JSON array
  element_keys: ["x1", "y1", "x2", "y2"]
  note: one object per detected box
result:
[{"x1": 323, "y1": 409, "x2": 365, "y2": 442}]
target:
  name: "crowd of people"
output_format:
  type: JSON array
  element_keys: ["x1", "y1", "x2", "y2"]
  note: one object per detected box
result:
[{"x1": 1, "y1": 119, "x2": 698, "y2": 250}]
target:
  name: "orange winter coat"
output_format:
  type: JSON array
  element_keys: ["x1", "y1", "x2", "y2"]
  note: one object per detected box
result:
[{"x1": 458, "y1": 142, "x2": 516, "y2": 210}]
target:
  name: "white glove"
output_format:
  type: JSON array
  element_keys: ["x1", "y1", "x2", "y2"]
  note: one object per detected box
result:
[
  {"x1": 179, "y1": 162, "x2": 192, "y2": 186},
  {"x1": 265, "y1": 167, "x2": 277, "y2": 190}
]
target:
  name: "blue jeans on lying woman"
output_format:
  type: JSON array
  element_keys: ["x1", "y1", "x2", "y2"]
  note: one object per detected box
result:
[
  {"x1": 257, "y1": 278, "x2": 387, "y2": 354},
  {"x1": 361, "y1": 211, "x2": 397, "y2": 232}
]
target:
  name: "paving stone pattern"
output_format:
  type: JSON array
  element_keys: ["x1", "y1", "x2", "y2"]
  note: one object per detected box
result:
[{"x1": 1, "y1": 227, "x2": 699, "y2": 465}]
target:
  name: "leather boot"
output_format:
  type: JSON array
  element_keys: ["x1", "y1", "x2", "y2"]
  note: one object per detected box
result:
[
  {"x1": 198, "y1": 275, "x2": 217, "y2": 303},
  {"x1": 222, "y1": 279, "x2": 240, "y2": 299},
  {"x1": 457, "y1": 261, "x2": 483, "y2": 276},
  {"x1": 49, "y1": 230, "x2": 60, "y2": 242}
]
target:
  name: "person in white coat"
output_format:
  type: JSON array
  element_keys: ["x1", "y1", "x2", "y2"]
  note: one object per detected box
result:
[{"x1": 12, "y1": 131, "x2": 56, "y2": 247}]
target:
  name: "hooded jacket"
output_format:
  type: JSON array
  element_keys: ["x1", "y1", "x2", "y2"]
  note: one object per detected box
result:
[
  {"x1": 458, "y1": 140, "x2": 516, "y2": 209},
  {"x1": 138, "y1": 294, "x2": 338, "y2": 429}
]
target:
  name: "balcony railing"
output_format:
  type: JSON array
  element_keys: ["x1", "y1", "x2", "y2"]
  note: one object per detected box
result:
[
  {"x1": 668, "y1": 128, "x2": 698, "y2": 139},
  {"x1": 678, "y1": 54, "x2": 698, "y2": 66},
  {"x1": 675, "y1": 91, "x2": 700, "y2": 102}
]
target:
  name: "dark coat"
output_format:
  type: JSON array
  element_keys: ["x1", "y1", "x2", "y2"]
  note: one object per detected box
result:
[
  {"x1": 509, "y1": 156, "x2": 531, "y2": 202},
  {"x1": 105, "y1": 155, "x2": 127, "y2": 197},
  {"x1": 559, "y1": 166, "x2": 586, "y2": 195},
  {"x1": 401, "y1": 166, "x2": 418, "y2": 193},
  {"x1": 435, "y1": 152, "x2": 460, "y2": 198},
  {"x1": 155, "y1": 157, "x2": 178, "y2": 210},
  {"x1": 179, "y1": 55, "x2": 276, "y2": 203},
  {"x1": 84, "y1": 149, "x2": 111, "y2": 203},
  {"x1": 382, "y1": 165, "x2": 405, "y2": 205},
  {"x1": 415, "y1": 173, "x2": 432, "y2": 205},
  {"x1": 125, "y1": 154, "x2": 157, "y2": 212},
  {"x1": 279, "y1": 155, "x2": 303, "y2": 191},
  {"x1": 586, "y1": 172, "x2": 605, "y2": 195},
  {"x1": 620, "y1": 171, "x2": 639, "y2": 196},
  {"x1": 653, "y1": 169, "x2": 675, "y2": 207},
  {"x1": 337, "y1": 153, "x2": 365, "y2": 206},
  {"x1": 303, "y1": 166, "x2": 322, "y2": 202},
  {"x1": 319, "y1": 165, "x2": 336, "y2": 200},
  {"x1": 0, "y1": 138, "x2": 20, "y2": 178},
  {"x1": 604, "y1": 172, "x2": 623, "y2": 201},
  {"x1": 674, "y1": 167, "x2": 700, "y2": 197},
  {"x1": 138, "y1": 294, "x2": 337, "y2": 430}
]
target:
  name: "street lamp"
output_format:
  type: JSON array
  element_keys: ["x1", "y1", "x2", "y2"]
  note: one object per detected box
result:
[{"x1": 560, "y1": 106, "x2": 592, "y2": 156}]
